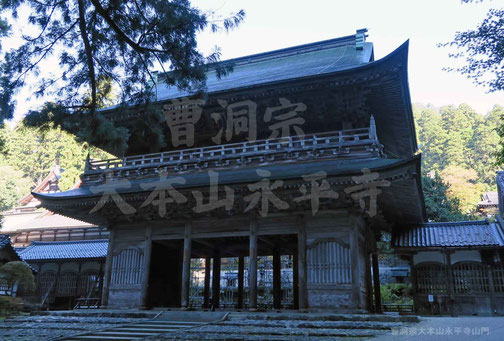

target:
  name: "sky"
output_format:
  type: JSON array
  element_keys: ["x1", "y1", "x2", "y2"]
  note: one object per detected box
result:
[
  {"x1": 5, "y1": 0, "x2": 504, "y2": 123},
  {"x1": 190, "y1": 0, "x2": 504, "y2": 115}
]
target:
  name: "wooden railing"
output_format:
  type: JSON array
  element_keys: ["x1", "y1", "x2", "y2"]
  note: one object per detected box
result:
[{"x1": 82, "y1": 117, "x2": 382, "y2": 183}]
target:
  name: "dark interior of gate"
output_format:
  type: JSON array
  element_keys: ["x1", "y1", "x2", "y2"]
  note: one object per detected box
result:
[{"x1": 147, "y1": 235, "x2": 298, "y2": 310}]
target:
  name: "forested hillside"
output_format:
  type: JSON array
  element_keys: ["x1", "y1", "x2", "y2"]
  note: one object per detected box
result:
[
  {"x1": 414, "y1": 103, "x2": 503, "y2": 215},
  {"x1": 0, "y1": 124, "x2": 110, "y2": 211}
]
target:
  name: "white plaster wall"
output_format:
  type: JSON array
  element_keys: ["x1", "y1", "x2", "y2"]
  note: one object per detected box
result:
[
  {"x1": 61, "y1": 262, "x2": 79, "y2": 272},
  {"x1": 413, "y1": 251, "x2": 444, "y2": 265},
  {"x1": 82, "y1": 261, "x2": 101, "y2": 273},
  {"x1": 451, "y1": 250, "x2": 481, "y2": 264},
  {"x1": 413, "y1": 250, "x2": 482, "y2": 265},
  {"x1": 40, "y1": 262, "x2": 58, "y2": 273}
]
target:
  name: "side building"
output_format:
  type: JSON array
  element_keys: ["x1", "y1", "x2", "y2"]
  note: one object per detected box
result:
[{"x1": 1, "y1": 165, "x2": 108, "y2": 309}]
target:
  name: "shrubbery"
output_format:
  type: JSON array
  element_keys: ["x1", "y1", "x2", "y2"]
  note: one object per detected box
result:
[
  {"x1": 0, "y1": 296, "x2": 22, "y2": 317},
  {"x1": 380, "y1": 283, "x2": 413, "y2": 305}
]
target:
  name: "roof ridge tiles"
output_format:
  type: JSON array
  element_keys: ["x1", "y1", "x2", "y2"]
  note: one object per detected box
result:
[{"x1": 29, "y1": 239, "x2": 108, "y2": 246}]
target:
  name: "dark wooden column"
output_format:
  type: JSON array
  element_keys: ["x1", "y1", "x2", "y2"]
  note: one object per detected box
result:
[
  {"x1": 364, "y1": 253, "x2": 373, "y2": 312},
  {"x1": 408, "y1": 254, "x2": 418, "y2": 314},
  {"x1": 297, "y1": 216, "x2": 308, "y2": 310},
  {"x1": 101, "y1": 229, "x2": 115, "y2": 308},
  {"x1": 350, "y1": 223, "x2": 361, "y2": 308},
  {"x1": 181, "y1": 221, "x2": 192, "y2": 309},
  {"x1": 371, "y1": 252, "x2": 382, "y2": 313},
  {"x1": 248, "y1": 219, "x2": 258, "y2": 311},
  {"x1": 140, "y1": 225, "x2": 153, "y2": 309},
  {"x1": 212, "y1": 252, "x2": 221, "y2": 309},
  {"x1": 293, "y1": 253, "x2": 299, "y2": 310},
  {"x1": 488, "y1": 264, "x2": 497, "y2": 315},
  {"x1": 98, "y1": 261, "x2": 104, "y2": 302},
  {"x1": 237, "y1": 255, "x2": 245, "y2": 309},
  {"x1": 75, "y1": 262, "x2": 83, "y2": 296},
  {"x1": 273, "y1": 249, "x2": 282, "y2": 309},
  {"x1": 444, "y1": 249, "x2": 455, "y2": 316},
  {"x1": 203, "y1": 256, "x2": 211, "y2": 308}
]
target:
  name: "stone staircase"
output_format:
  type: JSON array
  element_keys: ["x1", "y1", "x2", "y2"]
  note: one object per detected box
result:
[
  {"x1": 156, "y1": 312, "x2": 419, "y2": 340},
  {"x1": 61, "y1": 311, "x2": 227, "y2": 340},
  {"x1": 0, "y1": 311, "x2": 418, "y2": 340}
]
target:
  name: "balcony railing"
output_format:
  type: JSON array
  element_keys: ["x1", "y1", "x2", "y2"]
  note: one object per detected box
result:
[{"x1": 82, "y1": 117, "x2": 382, "y2": 184}]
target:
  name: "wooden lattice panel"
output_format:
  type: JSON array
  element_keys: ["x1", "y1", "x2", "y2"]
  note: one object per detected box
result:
[
  {"x1": 452, "y1": 262, "x2": 489, "y2": 294},
  {"x1": 111, "y1": 248, "x2": 144, "y2": 285},
  {"x1": 414, "y1": 263, "x2": 447, "y2": 294},
  {"x1": 307, "y1": 239, "x2": 351, "y2": 284}
]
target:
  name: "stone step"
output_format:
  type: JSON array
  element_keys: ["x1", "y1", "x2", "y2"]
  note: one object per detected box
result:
[
  {"x1": 181, "y1": 325, "x2": 379, "y2": 337},
  {"x1": 227, "y1": 312, "x2": 419, "y2": 323},
  {"x1": 122, "y1": 323, "x2": 198, "y2": 329},
  {"x1": 114, "y1": 327, "x2": 184, "y2": 332},
  {"x1": 218, "y1": 319, "x2": 401, "y2": 330},
  {"x1": 64, "y1": 336, "x2": 142, "y2": 341}
]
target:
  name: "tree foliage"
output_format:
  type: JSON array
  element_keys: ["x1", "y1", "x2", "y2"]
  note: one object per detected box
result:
[
  {"x1": 0, "y1": 164, "x2": 32, "y2": 211},
  {"x1": 414, "y1": 103, "x2": 503, "y2": 216},
  {"x1": 0, "y1": 123, "x2": 111, "y2": 211},
  {"x1": 0, "y1": 261, "x2": 36, "y2": 292},
  {"x1": 0, "y1": 0, "x2": 244, "y2": 153},
  {"x1": 442, "y1": 0, "x2": 504, "y2": 92},
  {"x1": 422, "y1": 174, "x2": 471, "y2": 222}
]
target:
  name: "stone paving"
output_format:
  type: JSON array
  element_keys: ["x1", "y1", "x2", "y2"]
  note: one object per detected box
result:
[
  {"x1": 0, "y1": 315, "x2": 150, "y2": 340},
  {"x1": 373, "y1": 316, "x2": 504, "y2": 341},
  {"x1": 0, "y1": 310, "x2": 418, "y2": 340}
]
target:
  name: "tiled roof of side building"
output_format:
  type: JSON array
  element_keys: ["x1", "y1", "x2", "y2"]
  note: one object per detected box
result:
[
  {"x1": 18, "y1": 239, "x2": 109, "y2": 261},
  {"x1": 393, "y1": 220, "x2": 504, "y2": 249},
  {"x1": 0, "y1": 234, "x2": 11, "y2": 249}
]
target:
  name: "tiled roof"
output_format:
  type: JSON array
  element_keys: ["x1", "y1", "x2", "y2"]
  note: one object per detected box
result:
[
  {"x1": 1, "y1": 213, "x2": 96, "y2": 233},
  {"x1": 0, "y1": 234, "x2": 11, "y2": 249},
  {"x1": 100, "y1": 34, "x2": 373, "y2": 111},
  {"x1": 478, "y1": 192, "x2": 499, "y2": 207},
  {"x1": 19, "y1": 240, "x2": 108, "y2": 261},
  {"x1": 393, "y1": 220, "x2": 504, "y2": 249}
]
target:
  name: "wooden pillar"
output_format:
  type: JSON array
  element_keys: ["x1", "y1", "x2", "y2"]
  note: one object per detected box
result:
[
  {"x1": 237, "y1": 255, "x2": 245, "y2": 309},
  {"x1": 488, "y1": 265, "x2": 497, "y2": 315},
  {"x1": 181, "y1": 221, "x2": 192, "y2": 309},
  {"x1": 212, "y1": 252, "x2": 221, "y2": 309},
  {"x1": 350, "y1": 223, "x2": 361, "y2": 309},
  {"x1": 273, "y1": 249, "x2": 282, "y2": 309},
  {"x1": 297, "y1": 216, "x2": 308, "y2": 310},
  {"x1": 364, "y1": 252, "x2": 373, "y2": 312},
  {"x1": 101, "y1": 229, "x2": 115, "y2": 308},
  {"x1": 248, "y1": 219, "x2": 258, "y2": 311},
  {"x1": 408, "y1": 254, "x2": 418, "y2": 314},
  {"x1": 293, "y1": 253, "x2": 299, "y2": 310},
  {"x1": 203, "y1": 256, "x2": 211, "y2": 308},
  {"x1": 54, "y1": 262, "x2": 62, "y2": 298},
  {"x1": 140, "y1": 225, "x2": 153, "y2": 309},
  {"x1": 98, "y1": 261, "x2": 104, "y2": 302},
  {"x1": 75, "y1": 262, "x2": 83, "y2": 296},
  {"x1": 371, "y1": 253, "x2": 382, "y2": 313},
  {"x1": 273, "y1": 250, "x2": 282, "y2": 309},
  {"x1": 444, "y1": 250, "x2": 456, "y2": 316}
]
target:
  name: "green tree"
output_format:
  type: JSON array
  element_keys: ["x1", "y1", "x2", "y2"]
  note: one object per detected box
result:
[
  {"x1": 443, "y1": 0, "x2": 504, "y2": 92},
  {"x1": 440, "y1": 165, "x2": 486, "y2": 214},
  {"x1": 0, "y1": 165, "x2": 32, "y2": 211},
  {"x1": 471, "y1": 105, "x2": 502, "y2": 185},
  {"x1": 0, "y1": 123, "x2": 111, "y2": 191},
  {"x1": 0, "y1": 0, "x2": 245, "y2": 153},
  {"x1": 422, "y1": 174, "x2": 470, "y2": 222},
  {"x1": 0, "y1": 261, "x2": 36, "y2": 292}
]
